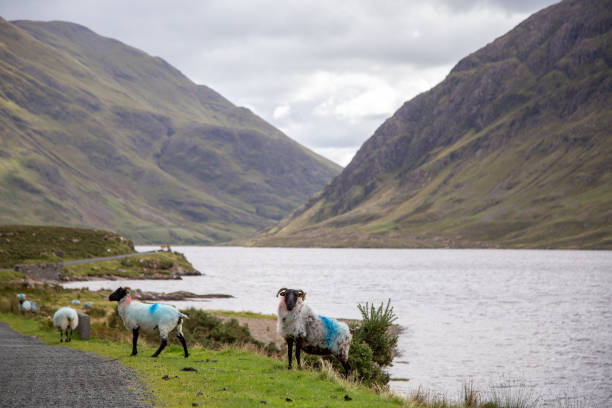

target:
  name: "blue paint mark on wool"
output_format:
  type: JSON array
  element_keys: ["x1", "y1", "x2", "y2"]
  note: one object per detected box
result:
[
  {"x1": 149, "y1": 304, "x2": 159, "y2": 314},
  {"x1": 319, "y1": 315, "x2": 338, "y2": 348}
]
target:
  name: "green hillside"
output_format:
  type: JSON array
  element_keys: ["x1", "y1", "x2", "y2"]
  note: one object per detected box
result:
[
  {"x1": 0, "y1": 19, "x2": 341, "y2": 244},
  {"x1": 0, "y1": 225, "x2": 134, "y2": 268},
  {"x1": 252, "y1": 0, "x2": 612, "y2": 249}
]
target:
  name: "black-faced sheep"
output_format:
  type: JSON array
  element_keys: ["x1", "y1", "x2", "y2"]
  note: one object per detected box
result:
[
  {"x1": 109, "y1": 287, "x2": 189, "y2": 358},
  {"x1": 276, "y1": 288, "x2": 352, "y2": 376}
]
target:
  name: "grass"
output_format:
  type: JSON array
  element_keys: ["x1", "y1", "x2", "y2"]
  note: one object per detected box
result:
[
  {"x1": 0, "y1": 225, "x2": 135, "y2": 268},
  {"x1": 0, "y1": 269, "x2": 26, "y2": 281},
  {"x1": 62, "y1": 251, "x2": 198, "y2": 279},
  {"x1": 0, "y1": 281, "x2": 584, "y2": 408},
  {"x1": 0, "y1": 312, "x2": 405, "y2": 407}
]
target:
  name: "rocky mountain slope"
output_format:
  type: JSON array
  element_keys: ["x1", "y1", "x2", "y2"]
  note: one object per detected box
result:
[
  {"x1": 252, "y1": 0, "x2": 611, "y2": 249},
  {"x1": 0, "y1": 19, "x2": 341, "y2": 243}
]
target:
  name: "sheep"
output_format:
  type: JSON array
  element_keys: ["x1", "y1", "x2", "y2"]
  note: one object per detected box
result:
[
  {"x1": 108, "y1": 287, "x2": 189, "y2": 358},
  {"x1": 276, "y1": 288, "x2": 352, "y2": 376},
  {"x1": 16, "y1": 293, "x2": 39, "y2": 313},
  {"x1": 71, "y1": 299, "x2": 81, "y2": 305},
  {"x1": 53, "y1": 307, "x2": 78, "y2": 342}
]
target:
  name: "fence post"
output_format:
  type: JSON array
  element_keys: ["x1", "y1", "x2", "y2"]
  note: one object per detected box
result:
[{"x1": 76, "y1": 311, "x2": 90, "y2": 340}]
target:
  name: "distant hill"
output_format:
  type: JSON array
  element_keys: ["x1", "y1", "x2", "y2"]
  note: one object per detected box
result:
[
  {"x1": 252, "y1": 0, "x2": 612, "y2": 249},
  {"x1": 0, "y1": 225, "x2": 134, "y2": 268},
  {"x1": 0, "y1": 19, "x2": 341, "y2": 244}
]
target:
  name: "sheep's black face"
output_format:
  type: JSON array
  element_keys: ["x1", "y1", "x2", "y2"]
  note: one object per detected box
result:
[
  {"x1": 278, "y1": 288, "x2": 305, "y2": 311},
  {"x1": 109, "y1": 287, "x2": 128, "y2": 302}
]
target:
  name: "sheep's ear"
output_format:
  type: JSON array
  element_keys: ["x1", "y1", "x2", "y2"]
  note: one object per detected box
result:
[
  {"x1": 276, "y1": 288, "x2": 288, "y2": 297},
  {"x1": 298, "y1": 290, "x2": 306, "y2": 300}
]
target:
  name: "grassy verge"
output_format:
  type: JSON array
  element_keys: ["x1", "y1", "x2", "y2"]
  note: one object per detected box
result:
[
  {"x1": 62, "y1": 251, "x2": 198, "y2": 279},
  {"x1": 0, "y1": 269, "x2": 26, "y2": 281},
  {"x1": 0, "y1": 283, "x2": 566, "y2": 408},
  {"x1": 0, "y1": 313, "x2": 405, "y2": 407}
]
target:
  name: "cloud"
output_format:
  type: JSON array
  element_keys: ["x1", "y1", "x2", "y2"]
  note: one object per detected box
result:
[
  {"x1": 0, "y1": 0, "x2": 558, "y2": 165},
  {"x1": 272, "y1": 105, "x2": 290, "y2": 120}
]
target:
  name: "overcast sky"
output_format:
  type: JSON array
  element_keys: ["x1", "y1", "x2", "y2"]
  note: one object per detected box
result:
[{"x1": 0, "y1": 0, "x2": 558, "y2": 166}]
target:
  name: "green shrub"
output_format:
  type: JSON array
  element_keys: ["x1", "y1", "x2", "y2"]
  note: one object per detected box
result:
[
  {"x1": 180, "y1": 308, "x2": 263, "y2": 349},
  {"x1": 349, "y1": 299, "x2": 398, "y2": 387},
  {"x1": 312, "y1": 299, "x2": 399, "y2": 388},
  {"x1": 354, "y1": 299, "x2": 398, "y2": 367}
]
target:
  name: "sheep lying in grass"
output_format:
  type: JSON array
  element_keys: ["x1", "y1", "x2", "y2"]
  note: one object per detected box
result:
[
  {"x1": 276, "y1": 288, "x2": 352, "y2": 376},
  {"x1": 53, "y1": 307, "x2": 78, "y2": 342},
  {"x1": 109, "y1": 287, "x2": 189, "y2": 358},
  {"x1": 16, "y1": 293, "x2": 39, "y2": 313}
]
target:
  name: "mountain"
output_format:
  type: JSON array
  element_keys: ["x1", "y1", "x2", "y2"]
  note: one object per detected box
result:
[
  {"x1": 252, "y1": 0, "x2": 612, "y2": 249},
  {"x1": 0, "y1": 19, "x2": 341, "y2": 244}
]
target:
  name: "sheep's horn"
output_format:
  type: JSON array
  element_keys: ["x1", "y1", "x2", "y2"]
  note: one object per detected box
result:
[
  {"x1": 297, "y1": 289, "x2": 306, "y2": 300},
  {"x1": 276, "y1": 288, "x2": 288, "y2": 297}
]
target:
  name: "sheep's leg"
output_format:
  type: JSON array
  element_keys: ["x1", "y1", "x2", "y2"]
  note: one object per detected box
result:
[
  {"x1": 131, "y1": 328, "x2": 139, "y2": 356},
  {"x1": 176, "y1": 333, "x2": 189, "y2": 358},
  {"x1": 59, "y1": 328, "x2": 63, "y2": 342},
  {"x1": 176, "y1": 321, "x2": 189, "y2": 358},
  {"x1": 67, "y1": 327, "x2": 72, "y2": 342},
  {"x1": 286, "y1": 337, "x2": 293, "y2": 369},
  {"x1": 295, "y1": 338, "x2": 302, "y2": 370},
  {"x1": 152, "y1": 337, "x2": 167, "y2": 358},
  {"x1": 341, "y1": 359, "x2": 352, "y2": 378}
]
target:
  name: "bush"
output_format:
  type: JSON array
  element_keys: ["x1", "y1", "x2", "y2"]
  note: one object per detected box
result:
[
  {"x1": 180, "y1": 308, "x2": 263, "y2": 349},
  {"x1": 355, "y1": 299, "x2": 398, "y2": 366},
  {"x1": 311, "y1": 299, "x2": 399, "y2": 387},
  {"x1": 349, "y1": 299, "x2": 398, "y2": 387}
]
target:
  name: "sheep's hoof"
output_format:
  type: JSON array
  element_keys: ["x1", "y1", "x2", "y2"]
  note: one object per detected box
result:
[
  {"x1": 131, "y1": 352, "x2": 137, "y2": 356},
  {"x1": 287, "y1": 366, "x2": 292, "y2": 370}
]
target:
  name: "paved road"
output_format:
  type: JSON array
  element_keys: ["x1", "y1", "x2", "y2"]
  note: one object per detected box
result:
[
  {"x1": 62, "y1": 250, "x2": 158, "y2": 266},
  {"x1": 0, "y1": 250, "x2": 159, "y2": 273},
  {"x1": 0, "y1": 322, "x2": 151, "y2": 407}
]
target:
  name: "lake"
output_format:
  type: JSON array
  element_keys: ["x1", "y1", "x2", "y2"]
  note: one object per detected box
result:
[{"x1": 63, "y1": 247, "x2": 612, "y2": 406}]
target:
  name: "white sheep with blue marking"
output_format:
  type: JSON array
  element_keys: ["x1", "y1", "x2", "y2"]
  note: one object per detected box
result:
[
  {"x1": 16, "y1": 293, "x2": 39, "y2": 313},
  {"x1": 109, "y1": 287, "x2": 189, "y2": 358},
  {"x1": 276, "y1": 288, "x2": 352, "y2": 376},
  {"x1": 53, "y1": 306, "x2": 78, "y2": 342}
]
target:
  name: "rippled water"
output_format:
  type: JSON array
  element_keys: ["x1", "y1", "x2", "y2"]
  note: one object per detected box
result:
[{"x1": 64, "y1": 247, "x2": 612, "y2": 406}]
